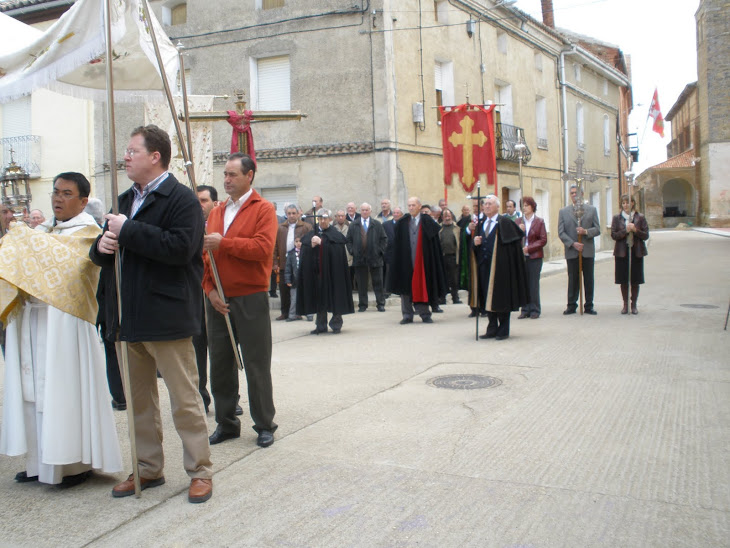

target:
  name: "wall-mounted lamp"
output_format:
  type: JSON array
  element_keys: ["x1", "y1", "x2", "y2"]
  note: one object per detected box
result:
[{"x1": 466, "y1": 19, "x2": 476, "y2": 37}]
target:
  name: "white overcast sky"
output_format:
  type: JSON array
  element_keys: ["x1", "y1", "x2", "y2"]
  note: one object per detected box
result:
[{"x1": 515, "y1": 0, "x2": 699, "y2": 175}]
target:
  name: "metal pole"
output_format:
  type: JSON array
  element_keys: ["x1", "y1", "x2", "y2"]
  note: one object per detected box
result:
[
  {"x1": 140, "y1": 0, "x2": 244, "y2": 371},
  {"x1": 104, "y1": 0, "x2": 140, "y2": 497}
]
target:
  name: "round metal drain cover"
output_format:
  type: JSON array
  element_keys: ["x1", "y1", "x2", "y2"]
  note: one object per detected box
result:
[
  {"x1": 680, "y1": 304, "x2": 719, "y2": 309},
  {"x1": 427, "y1": 374, "x2": 502, "y2": 390}
]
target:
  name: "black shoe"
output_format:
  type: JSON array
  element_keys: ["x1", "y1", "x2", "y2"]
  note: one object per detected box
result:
[
  {"x1": 331, "y1": 328, "x2": 341, "y2": 334},
  {"x1": 257, "y1": 430, "x2": 274, "y2": 448},
  {"x1": 376, "y1": 305, "x2": 385, "y2": 312},
  {"x1": 468, "y1": 310, "x2": 477, "y2": 318},
  {"x1": 422, "y1": 317, "x2": 434, "y2": 323},
  {"x1": 530, "y1": 313, "x2": 539, "y2": 319},
  {"x1": 584, "y1": 309, "x2": 598, "y2": 315},
  {"x1": 310, "y1": 328, "x2": 326, "y2": 335},
  {"x1": 209, "y1": 427, "x2": 240, "y2": 445},
  {"x1": 269, "y1": 292, "x2": 278, "y2": 298},
  {"x1": 59, "y1": 470, "x2": 92, "y2": 488},
  {"x1": 479, "y1": 333, "x2": 496, "y2": 339},
  {"x1": 358, "y1": 306, "x2": 367, "y2": 312},
  {"x1": 517, "y1": 313, "x2": 530, "y2": 319},
  {"x1": 452, "y1": 299, "x2": 462, "y2": 304},
  {"x1": 235, "y1": 404, "x2": 243, "y2": 416},
  {"x1": 111, "y1": 400, "x2": 127, "y2": 411},
  {"x1": 563, "y1": 308, "x2": 576, "y2": 315},
  {"x1": 15, "y1": 471, "x2": 38, "y2": 483},
  {"x1": 495, "y1": 335, "x2": 509, "y2": 341},
  {"x1": 432, "y1": 307, "x2": 443, "y2": 313},
  {"x1": 480, "y1": 311, "x2": 488, "y2": 317},
  {"x1": 399, "y1": 318, "x2": 413, "y2": 325}
]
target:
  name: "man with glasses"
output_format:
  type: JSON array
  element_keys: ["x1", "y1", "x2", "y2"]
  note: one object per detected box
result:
[
  {"x1": 0, "y1": 172, "x2": 122, "y2": 487},
  {"x1": 90, "y1": 125, "x2": 213, "y2": 504}
]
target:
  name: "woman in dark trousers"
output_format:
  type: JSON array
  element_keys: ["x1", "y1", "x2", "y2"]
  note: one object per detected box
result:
[
  {"x1": 611, "y1": 195, "x2": 649, "y2": 315},
  {"x1": 517, "y1": 197, "x2": 547, "y2": 319}
]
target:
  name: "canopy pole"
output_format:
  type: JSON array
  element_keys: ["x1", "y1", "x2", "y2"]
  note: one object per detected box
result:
[{"x1": 104, "y1": 0, "x2": 140, "y2": 498}]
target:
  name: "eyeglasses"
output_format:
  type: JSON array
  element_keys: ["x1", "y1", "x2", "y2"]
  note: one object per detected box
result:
[
  {"x1": 125, "y1": 148, "x2": 146, "y2": 157},
  {"x1": 50, "y1": 190, "x2": 80, "y2": 200}
]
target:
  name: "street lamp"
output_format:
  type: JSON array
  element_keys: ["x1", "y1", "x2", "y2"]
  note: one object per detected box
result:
[{"x1": 514, "y1": 134, "x2": 527, "y2": 209}]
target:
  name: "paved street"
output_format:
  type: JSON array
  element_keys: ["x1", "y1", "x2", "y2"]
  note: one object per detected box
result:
[{"x1": 1, "y1": 229, "x2": 728, "y2": 547}]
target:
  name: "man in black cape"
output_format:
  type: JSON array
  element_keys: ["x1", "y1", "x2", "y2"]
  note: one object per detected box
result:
[
  {"x1": 297, "y1": 208, "x2": 354, "y2": 334},
  {"x1": 471, "y1": 195, "x2": 528, "y2": 340},
  {"x1": 387, "y1": 196, "x2": 447, "y2": 324}
]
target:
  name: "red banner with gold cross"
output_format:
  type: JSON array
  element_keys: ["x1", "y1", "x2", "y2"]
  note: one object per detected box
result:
[{"x1": 439, "y1": 104, "x2": 497, "y2": 194}]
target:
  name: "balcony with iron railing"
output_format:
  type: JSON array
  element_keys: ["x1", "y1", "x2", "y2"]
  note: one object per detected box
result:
[
  {"x1": 1, "y1": 135, "x2": 41, "y2": 178},
  {"x1": 495, "y1": 123, "x2": 531, "y2": 163}
]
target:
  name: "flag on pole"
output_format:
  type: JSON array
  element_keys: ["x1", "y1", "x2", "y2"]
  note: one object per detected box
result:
[
  {"x1": 648, "y1": 88, "x2": 665, "y2": 138},
  {"x1": 439, "y1": 104, "x2": 497, "y2": 194}
]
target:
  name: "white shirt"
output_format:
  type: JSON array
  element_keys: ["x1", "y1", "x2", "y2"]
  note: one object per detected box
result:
[
  {"x1": 483, "y1": 214, "x2": 498, "y2": 235},
  {"x1": 286, "y1": 222, "x2": 297, "y2": 252},
  {"x1": 224, "y1": 188, "x2": 253, "y2": 234}
]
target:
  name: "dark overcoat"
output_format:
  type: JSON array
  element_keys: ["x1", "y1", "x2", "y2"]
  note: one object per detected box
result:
[
  {"x1": 297, "y1": 226, "x2": 354, "y2": 315},
  {"x1": 90, "y1": 174, "x2": 204, "y2": 342},
  {"x1": 387, "y1": 213, "x2": 447, "y2": 303}
]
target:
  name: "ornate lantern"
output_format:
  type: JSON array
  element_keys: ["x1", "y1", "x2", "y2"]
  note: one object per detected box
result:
[{"x1": 1, "y1": 147, "x2": 33, "y2": 220}]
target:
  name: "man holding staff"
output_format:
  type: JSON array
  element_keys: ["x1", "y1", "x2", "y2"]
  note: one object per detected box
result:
[{"x1": 90, "y1": 125, "x2": 213, "y2": 504}]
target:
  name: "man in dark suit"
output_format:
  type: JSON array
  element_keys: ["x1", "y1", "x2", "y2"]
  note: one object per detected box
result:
[
  {"x1": 345, "y1": 202, "x2": 361, "y2": 224},
  {"x1": 558, "y1": 184, "x2": 601, "y2": 315},
  {"x1": 273, "y1": 204, "x2": 312, "y2": 320},
  {"x1": 470, "y1": 195, "x2": 528, "y2": 340},
  {"x1": 346, "y1": 202, "x2": 388, "y2": 312},
  {"x1": 387, "y1": 196, "x2": 447, "y2": 324},
  {"x1": 91, "y1": 124, "x2": 213, "y2": 504}
]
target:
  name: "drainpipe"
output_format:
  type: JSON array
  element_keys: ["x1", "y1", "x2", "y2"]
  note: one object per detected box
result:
[{"x1": 559, "y1": 45, "x2": 576, "y2": 206}]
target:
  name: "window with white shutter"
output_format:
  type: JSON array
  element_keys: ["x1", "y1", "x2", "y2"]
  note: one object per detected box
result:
[{"x1": 251, "y1": 56, "x2": 291, "y2": 111}]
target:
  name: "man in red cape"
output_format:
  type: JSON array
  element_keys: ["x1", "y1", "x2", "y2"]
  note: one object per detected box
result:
[{"x1": 386, "y1": 196, "x2": 447, "y2": 324}]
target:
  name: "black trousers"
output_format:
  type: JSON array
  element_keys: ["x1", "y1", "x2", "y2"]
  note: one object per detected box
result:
[
  {"x1": 192, "y1": 304, "x2": 211, "y2": 411},
  {"x1": 101, "y1": 324, "x2": 125, "y2": 404},
  {"x1": 207, "y1": 291, "x2": 277, "y2": 435},
  {"x1": 354, "y1": 265, "x2": 385, "y2": 308},
  {"x1": 522, "y1": 257, "x2": 543, "y2": 315},
  {"x1": 486, "y1": 311, "x2": 511, "y2": 337},
  {"x1": 566, "y1": 256, "x2": 595, "y2": 311},
  {"x1": 443, "y1": 254, "x2": 459, "y2": 302},
  {"x1": 279, "y1": 279, "x2": 292, "y2": 317},
  {"x1": 316, "y1": 308, "x2": 343, "y2": 332}
]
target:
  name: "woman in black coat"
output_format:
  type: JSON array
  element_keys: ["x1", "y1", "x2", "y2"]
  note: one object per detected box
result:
[{"x1": 611, "y1": 195, "x2": 649, "y2": 315}]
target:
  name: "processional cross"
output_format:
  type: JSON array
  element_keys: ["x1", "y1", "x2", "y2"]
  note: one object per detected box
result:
[
  {"x1": 181, "y1": 90, "x2": 306, "y2": 154},
  {"x1": 561, "y1": 154, "x2": 597, "y2": 315}
]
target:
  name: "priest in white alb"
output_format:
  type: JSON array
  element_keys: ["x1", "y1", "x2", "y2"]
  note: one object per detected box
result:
[{"x1": 0, "y1": 172, "x2": 122, "y2": 486}]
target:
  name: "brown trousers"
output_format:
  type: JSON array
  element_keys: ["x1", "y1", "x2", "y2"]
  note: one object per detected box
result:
[{"x1": 117, "y1": 338, "x2": 212, "y2": 480}]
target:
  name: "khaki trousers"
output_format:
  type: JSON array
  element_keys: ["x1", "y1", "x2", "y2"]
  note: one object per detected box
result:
[{"x1": 117, "y1": 338, "x2": 212, "y2": 480}]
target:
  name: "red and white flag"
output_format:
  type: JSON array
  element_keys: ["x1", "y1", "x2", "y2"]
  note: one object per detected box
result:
[{"x1": 648, "y1": 88, "x2": 665, "y2": 138}]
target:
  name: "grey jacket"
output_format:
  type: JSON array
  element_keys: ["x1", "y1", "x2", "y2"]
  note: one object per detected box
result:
[{"x1": 558, "y1": 203, "x2": 601, "y2": 259}]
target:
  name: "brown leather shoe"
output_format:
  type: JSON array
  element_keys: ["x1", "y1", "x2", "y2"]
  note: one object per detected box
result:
[
  {"x1": 275, "y1": 314, "x2": 288, "y2": 321},
  {"x1": 112, "y1": 474, "x2": 165, "y2": 498},
  {"x1": 188, "y1": 478, "x2": 213, "y2": 503}
]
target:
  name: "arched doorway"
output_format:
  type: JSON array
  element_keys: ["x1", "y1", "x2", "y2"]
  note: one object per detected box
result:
[{"x1": 662, "y1": 178, "x2": 695, "y2": 227}]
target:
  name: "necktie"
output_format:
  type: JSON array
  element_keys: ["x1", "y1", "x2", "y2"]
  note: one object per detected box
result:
[{"x1": 363, "y1": 219, "x2": 368, "y2": 232}]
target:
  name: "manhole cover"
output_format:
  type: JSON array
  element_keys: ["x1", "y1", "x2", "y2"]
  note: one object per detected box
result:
[
  {"x1": 427, "y1": 374, "x2": 502, "y2": 390},
  {"x1": 680, "y1": 304, "x2": 719, "y2": 309}
]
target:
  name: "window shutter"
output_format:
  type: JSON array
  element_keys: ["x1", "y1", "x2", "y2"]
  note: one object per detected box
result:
[{"x1": 257, "y1": 56, "x2": 290, "y2": 111}]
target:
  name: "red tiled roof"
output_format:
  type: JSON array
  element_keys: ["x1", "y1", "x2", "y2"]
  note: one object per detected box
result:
[{"x1": 652, "y1": 150, "x2": 696, "y2": 170}]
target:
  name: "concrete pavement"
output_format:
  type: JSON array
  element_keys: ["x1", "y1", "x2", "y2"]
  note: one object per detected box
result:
[{"x1": 1, "y1": 229, "x2": 728, "y2": 547}]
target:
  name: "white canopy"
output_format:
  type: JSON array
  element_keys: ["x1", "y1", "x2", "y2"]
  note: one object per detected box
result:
[
  {"x1": 0, "y1": 13, "x2": 43, "y2": 56},
  {"x1": 0, "y1": 0, "x2": 179, "y2": 103}
]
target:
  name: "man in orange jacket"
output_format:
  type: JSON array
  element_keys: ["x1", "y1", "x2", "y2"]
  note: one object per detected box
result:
[{"x1": 202, "y1": 153, "x2": 278, "y2": 448}]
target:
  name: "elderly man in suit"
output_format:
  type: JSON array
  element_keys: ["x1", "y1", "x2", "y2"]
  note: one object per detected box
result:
[
  {"x1": 347, "y1": 203, "x2": 388, "y2": 312},
  {"x1": 558, "y1": 185, "x2": 601, "y2": 315}
]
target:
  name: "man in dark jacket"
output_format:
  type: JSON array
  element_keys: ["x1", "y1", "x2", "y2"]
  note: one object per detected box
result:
[
  {"x1": 297, "y1": 209, "x2": 354, "y2": 334},
  {"x1": 346, "y1": 202, "x2": 388, "y2": 312},
  {"x1": 90, "y1": 125, "x2": 213, "y2": 504},
  {"x1": 470, "y1": 195, "x2": 528, "y2": 340},
  {"x1": 387, "y1": 196, "x2": 447, "y2": 324}
]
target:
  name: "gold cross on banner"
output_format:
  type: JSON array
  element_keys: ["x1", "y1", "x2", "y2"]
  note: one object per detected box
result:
[{"x1": 448, "y1": 115, "x2": 488, "y2": 186}]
